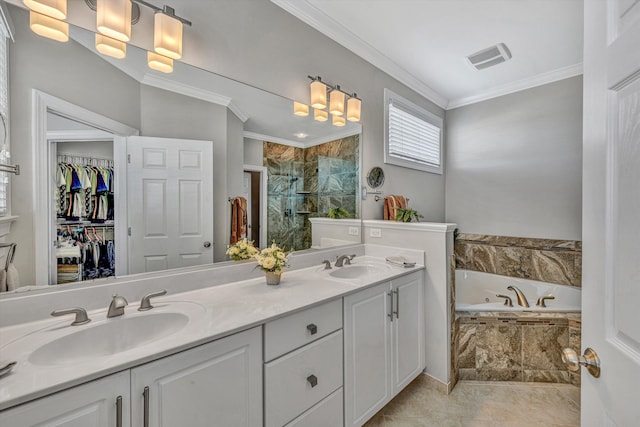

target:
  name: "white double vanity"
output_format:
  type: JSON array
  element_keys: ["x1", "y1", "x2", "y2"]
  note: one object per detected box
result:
[{"x1": 0, "y1": 244, "x2": 426, "y2": 427}]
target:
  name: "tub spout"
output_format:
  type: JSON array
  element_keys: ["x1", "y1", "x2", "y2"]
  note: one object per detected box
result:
[{"x1": 507, "y1": 285, "x2": 530, "y2": 307}]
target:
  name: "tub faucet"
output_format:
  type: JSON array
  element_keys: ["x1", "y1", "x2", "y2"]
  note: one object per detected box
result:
[
  {"x1": 107, "y1": 294, "x2": 128, "y2": 318},
  {"x1": 507, "y1": 285, "x2": 530, "y2": 307}
]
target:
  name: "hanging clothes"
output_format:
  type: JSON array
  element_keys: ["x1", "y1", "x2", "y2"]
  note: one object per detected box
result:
[
  {"x1": 230, "y1": 196, "x2": 248, "y2": 245},
  {"x1": 55, "y1": 225, "x2": 115, "y2": 283}
]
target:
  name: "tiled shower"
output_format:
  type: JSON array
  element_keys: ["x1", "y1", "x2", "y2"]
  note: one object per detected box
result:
[{"x1": 263, "y1": 135, "x2": 359, "y2": 251}]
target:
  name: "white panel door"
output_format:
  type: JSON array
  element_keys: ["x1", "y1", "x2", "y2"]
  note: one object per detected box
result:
[
  {"x1": 127, "y1": 136, "x2": 213, "y2": 274},
  {"x1": 130, "y1": 327, "x2": 262, "y2": 427},
  {"x1": 344, "y1": 282, "x2": 392, "y2": 427},
  {"x1": 391, "y1": 272, "x2": 425, "y2": 394},
  {"x1": 0, "y1": 371, "x2": 130, "y2": 427},
  {"x1": 582, "y1": 0, "x2": 640, "y2": 425}
]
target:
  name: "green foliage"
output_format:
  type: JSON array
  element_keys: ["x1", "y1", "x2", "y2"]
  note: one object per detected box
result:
[
  {"x1": 329, "y1": 207, "x2": 351, "y2": 219},
  {"x1": 394, "y1": 207, "x2": 423, "y2": 222}
]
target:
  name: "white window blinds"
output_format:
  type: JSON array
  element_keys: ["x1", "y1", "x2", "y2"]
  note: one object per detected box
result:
[{"x1": 384, "y1": 89, "x2": 443, "y2": 174}]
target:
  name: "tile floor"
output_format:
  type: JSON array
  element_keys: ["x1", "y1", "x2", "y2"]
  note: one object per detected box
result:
[{"x1": 363, "y1": 375, "x2": 580, "y2": 427}]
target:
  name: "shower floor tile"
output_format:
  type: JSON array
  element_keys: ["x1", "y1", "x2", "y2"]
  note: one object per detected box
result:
[{"x1": 363, "y1": 375, "x2": 580, "y2": 427}]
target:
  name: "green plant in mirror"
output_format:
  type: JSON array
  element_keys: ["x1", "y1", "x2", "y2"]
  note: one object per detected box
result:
[
  {"x1": 329, "y1": 207, "x2": 351, "y2": 219},
  {"x1": 394, "y1": 208, "x2": 423, "y2": 222}
]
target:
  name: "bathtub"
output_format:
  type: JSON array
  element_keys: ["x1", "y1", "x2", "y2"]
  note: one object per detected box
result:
[{"x1": 455, "y1": 269, "x2": 581, "y2": 313}]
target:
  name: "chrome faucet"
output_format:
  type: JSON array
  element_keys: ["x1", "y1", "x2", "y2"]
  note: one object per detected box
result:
[
  {"x1": 335, "y1": 254, "x2": 356, "y2": 267},
  {"x1": 107, "y1": 294, "x2": 128, "y2": 318},
  {"x1": 507, "y1": 285, "x2": 530, "y2": 307}
]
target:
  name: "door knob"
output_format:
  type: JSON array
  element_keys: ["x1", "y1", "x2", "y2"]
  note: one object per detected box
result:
[
  {"x1": 203, "y1": 241, "x2": 212, "y2": 248},
  {"x1": 562, "y1": 347, "x2": 601, "y2": 378}
]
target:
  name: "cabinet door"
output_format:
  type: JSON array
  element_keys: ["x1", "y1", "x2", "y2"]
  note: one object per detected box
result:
[
  {"x1": 343, "y1": 281, "x2": 392, "y2": 427},
  {"x1": 131, "y1": 327, "x2": 262, "y2": 427},
  {"x1": 391, "y1": 272, "x2": 425, "y2": 394},
  {"x1": 0, "y1": 370, "x2": 130, "y2": 427}
]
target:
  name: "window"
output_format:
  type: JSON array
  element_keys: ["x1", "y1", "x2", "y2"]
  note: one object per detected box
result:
[{"x1": 384, "y1": 88, "x2": 443, "y2": 174}]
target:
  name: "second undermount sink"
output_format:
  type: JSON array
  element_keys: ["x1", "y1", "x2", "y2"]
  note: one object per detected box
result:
[
  {"x1": 329, "y1": 263, "x2": 392, "y2": 279},
  {"x1": 27, "y1": 302, "x2": 205, "y2": 366}
]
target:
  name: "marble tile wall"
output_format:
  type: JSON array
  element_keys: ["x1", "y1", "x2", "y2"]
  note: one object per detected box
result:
[
  {"x1": 454, "y1": 313, "x2": 582, "y2": 384},
  {"x1": 264, "y1": 135, "x2": 359, "y2": 250},
  {"x1": 455, "y1": 233, "x2": 582, "y2": 287}
]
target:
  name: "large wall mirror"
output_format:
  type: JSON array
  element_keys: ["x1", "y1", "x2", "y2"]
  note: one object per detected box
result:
[{"x1": 2, "y1": 4, "x2": 362, "y2": 292}]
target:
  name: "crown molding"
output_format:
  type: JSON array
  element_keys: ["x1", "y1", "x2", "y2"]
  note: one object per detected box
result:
[
  {"x1": 244, "y1": 127, "x2": 359, "y2": 149},
  {"x1": 271, "y1": 0, "x2": 448, "y2": 109},
  {"x1": 447, "y1": 63, "x2": 584, "y2": 109},
  {"x1": 141, "y1": 74, "x2": 250, "y2": 122}
]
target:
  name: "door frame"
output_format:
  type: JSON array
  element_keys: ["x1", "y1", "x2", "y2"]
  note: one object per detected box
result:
[
  {"x1": 32, "y1": 90, "x2": 138, "y2": 285},
  {"x1": 243, "y1": 164, "x2": 267, "y2": 248}
]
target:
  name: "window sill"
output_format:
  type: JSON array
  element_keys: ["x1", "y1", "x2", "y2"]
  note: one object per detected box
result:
[{"x1": 0, "y1": 215, "x2": 18, "y2": 238}]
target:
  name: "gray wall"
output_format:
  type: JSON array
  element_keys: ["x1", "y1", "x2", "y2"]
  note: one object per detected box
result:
[
  {"x1": 39, "y1": 0, "x2": 447, "y2": 222},
  {"x1": 445, "y1": 76, "x2": 583, "y2": 240},
  {"x1": 244, "y1": 138, "x2": 264, "y2": 167}
]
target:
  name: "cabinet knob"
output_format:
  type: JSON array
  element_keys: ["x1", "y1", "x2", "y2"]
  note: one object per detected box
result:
[
  {"x1": 307, "y1": 374, "x2": 318, "y2": 387},
  {"x1": 306, "y1": 323, "x2": 318, "y2": 335}
]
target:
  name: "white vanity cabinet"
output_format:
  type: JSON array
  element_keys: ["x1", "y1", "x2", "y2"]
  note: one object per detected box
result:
[
  {"x1": 343, "y1": 271, "x2": 424, "y2": 427},
  {"x1": 0, "y1": 370, "x2": 131, "y2": 427},
  {"x1": 264, "y1": 299, "x2": 344, "y2": 427},
  {"x1": 0, "y1": 327, "x2": 262, "y2": 427},
  {"x1": 130, "y1": 326, "x2": 262, "y2": 427}
]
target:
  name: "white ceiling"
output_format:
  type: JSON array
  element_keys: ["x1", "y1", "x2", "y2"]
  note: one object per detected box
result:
[{"x1": 272, "y1": 0, "x2": 584, "y2": 109}]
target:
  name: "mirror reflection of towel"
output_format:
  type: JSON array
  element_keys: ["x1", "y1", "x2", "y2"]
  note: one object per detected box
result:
[
  {"x1": 383, "y1": 195, "x2": 407, "y2": 220},
  {"x1": 230, "y1": 197, "x2": 248, "y2": 245}
]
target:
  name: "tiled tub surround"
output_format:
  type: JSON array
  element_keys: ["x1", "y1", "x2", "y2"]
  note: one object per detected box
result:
[
  {"x1": 454, "y1": 233, "x2": 582, "y2": 287},
  {"x1": 264, "y1": 135, "x2": 359, "y2": 251},
  {"x1": 455, "y1": 313, "x2": 582, "y2": 386}
]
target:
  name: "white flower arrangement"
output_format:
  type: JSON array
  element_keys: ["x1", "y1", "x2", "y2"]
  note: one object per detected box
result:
[
  {"x1": 254, "y1": 242, "x2": 289, "y2": 273},
  {"x1": 226, "y1": 238, "x2": 259, "y2": 261}
]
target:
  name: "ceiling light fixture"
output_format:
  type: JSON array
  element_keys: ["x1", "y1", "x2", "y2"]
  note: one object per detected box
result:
[
  {"x1": 306, "y1": 76, "x2": 361, "y2": 123},
  {"x1": 96, "y1": 0, "x2": 131, "y2": 42},
  {"x1": 332, "y1": 114, "x2": 346, "y2": 127}
]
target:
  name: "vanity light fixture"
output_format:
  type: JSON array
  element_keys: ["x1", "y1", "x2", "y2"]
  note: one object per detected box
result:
[
  {"x1": 310, "y1": 77, "x2": 327, "y2": 109},
  {"x1": 95, "y1": 33, "x2": 126, "y2": 59},
  {"x1": 28, "y1": 10, "x2": 68, "y2": 42},
  {"x1": 332, "y1": 114, "x2": 346, "y2": 127},
  {"x1": 329, "y1": 86, "x2": 345, "y2": 116},
  {"x1": 307, "y1": 76, "x2": 361, "y2": 122},
  {"x1": 96, "y1": 0, "x2": 131, "y2": 42},
  {"x1": 314, "y1": 108, "x2": 329, "y2": 122},
  {"x1": 23, "y1": 0, "x2": 66, "y2": 20},
  {"x1": 293, "y1": 101, "x2": 309, "y2": 116},
  {"x1": 154, "y1": 6, "x2": 184, "y2": 59},
  {"x1": 147, "y1": 51, "x2": 173, "y2": 73},
  {"x1": 347, "y1": 95, "x2": 361, "y2": 122}
]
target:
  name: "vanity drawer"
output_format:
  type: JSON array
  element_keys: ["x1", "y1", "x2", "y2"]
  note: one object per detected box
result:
[
  {"x1": 285, "y1": 387, "x2": 344, "y2": 427},
  {"x1": 264, "y1": 299, "x2": 342, "y2": 361},
  {"x1": 265, "y1": 330, "x2": 343, "y2": 427}
]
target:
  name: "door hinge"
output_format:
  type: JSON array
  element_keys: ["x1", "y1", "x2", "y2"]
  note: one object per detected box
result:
[
  {"x1": 127, "y1": 154, "x2": 131, "y2": 164},
  {"x1": 128, "y1": 227, "x2": 131, "y2": 236}
]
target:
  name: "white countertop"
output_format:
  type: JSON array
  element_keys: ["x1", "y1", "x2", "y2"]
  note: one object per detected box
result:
[{"x1": 0, "y1": 255, "x2": 423, "y2": 410}]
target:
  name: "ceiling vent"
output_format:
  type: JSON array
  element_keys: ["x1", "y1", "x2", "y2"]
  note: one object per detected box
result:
[{"x1": 466, "y1": 43, "x2": 512, "y2": 70}]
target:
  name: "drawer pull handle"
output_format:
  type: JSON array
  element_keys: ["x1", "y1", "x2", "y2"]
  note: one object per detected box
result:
[
  {"x1": 307, "y1": 374, "x2": 318, "y2": 387},
  {"x1": 143, "y1": 386, "x2": 150, "y2": 427},
  {"x1": 307, "y1": 323, "x2": 318, "y2": 335}
]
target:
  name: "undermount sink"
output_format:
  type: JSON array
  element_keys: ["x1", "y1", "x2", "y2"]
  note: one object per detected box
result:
[
  {"x1": 24, "y1": 302, "x2": 205, "y2": 366},
  {"x1": 329, "y1": 263, "x2": 392, "y2": 279}
]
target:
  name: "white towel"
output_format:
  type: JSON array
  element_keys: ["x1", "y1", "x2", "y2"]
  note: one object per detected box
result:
[{"x1": 0, "y1": 269, "x2": 6, "y2": 292}]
